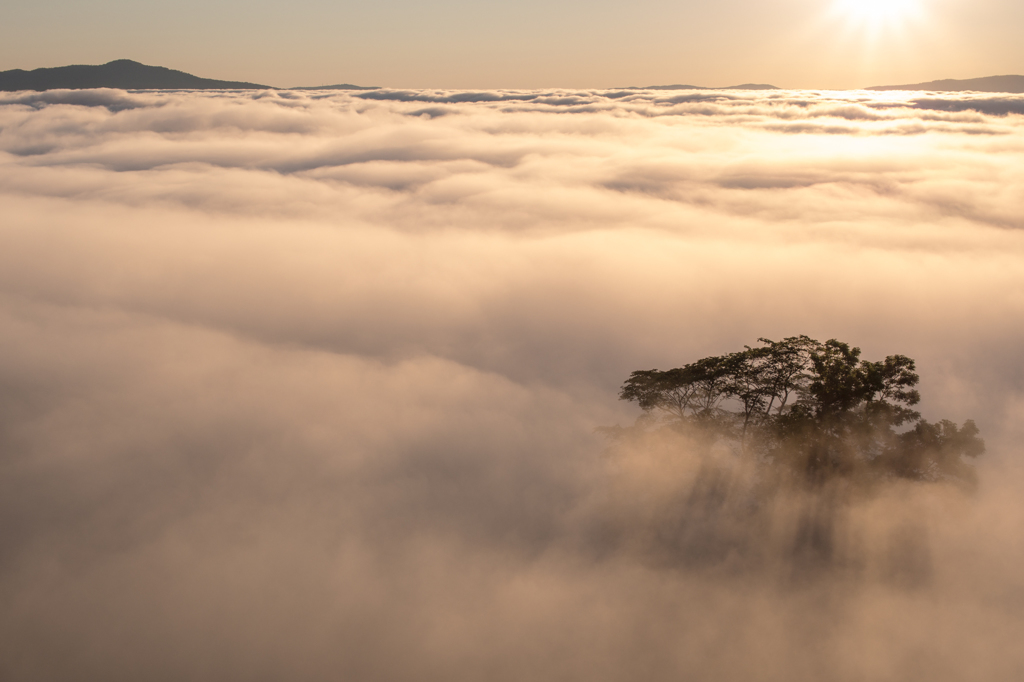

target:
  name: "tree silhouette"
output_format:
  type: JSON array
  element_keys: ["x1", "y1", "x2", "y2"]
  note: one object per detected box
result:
[{"x1": 619, "y1": 337, "x2": 984, "y2": 485}]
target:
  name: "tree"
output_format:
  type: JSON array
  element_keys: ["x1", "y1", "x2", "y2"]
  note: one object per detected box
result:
[{"x1": 618, "y1": 337, "x2": 984, "y2": 485}]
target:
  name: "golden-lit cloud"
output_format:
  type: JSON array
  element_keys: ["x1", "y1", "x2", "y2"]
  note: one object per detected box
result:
[{"x1": 2, "y1": 88, "x2": 1024, "y2": 681}]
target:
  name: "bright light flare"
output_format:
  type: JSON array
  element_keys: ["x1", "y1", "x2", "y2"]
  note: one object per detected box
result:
[{"x1": 834, "y1": 0, "x2": 923, "y2": 29}]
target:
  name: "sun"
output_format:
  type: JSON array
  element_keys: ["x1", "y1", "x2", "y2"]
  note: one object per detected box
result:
[{"x1": 834, "y1": 0, "x2": 922, "y2": 28}]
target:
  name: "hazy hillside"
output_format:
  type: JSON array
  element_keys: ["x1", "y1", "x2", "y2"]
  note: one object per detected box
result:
[
  {"x1": 0, "y1": 59, "x2": 270, "y2": 91},
  {"x1": 624, "y1": 83, "x2": 779, "y2": 90},
  {"x1": 290, "y1": 84, "x2": 381, "y2": 90},
  {"x1": 867, "y1": 75, "x2": 1024, "y2": 93}
]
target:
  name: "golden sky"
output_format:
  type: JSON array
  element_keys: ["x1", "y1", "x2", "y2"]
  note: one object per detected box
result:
[{"x1": 2, "y1": 0, "x2": 1023, "y2": 88}]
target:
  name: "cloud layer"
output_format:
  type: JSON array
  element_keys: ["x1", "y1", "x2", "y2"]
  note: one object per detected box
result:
[{"x1": 2, "y1": 88, "x2": 1024, "y2": 681}]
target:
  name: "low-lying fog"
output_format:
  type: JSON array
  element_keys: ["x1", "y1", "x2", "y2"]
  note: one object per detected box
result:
[{"x1": 2, "y1": 87, "x2": 1023, "y2": 681}]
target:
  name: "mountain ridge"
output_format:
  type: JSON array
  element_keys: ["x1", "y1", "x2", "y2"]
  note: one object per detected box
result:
[
  {"x1": 0, "y1": 59, "x2": 271, "y2": 91},
  {"x1": 3, "y1": 61, "x2": 1024, "y2": 94},
  {"x1": 866, "y1": 75, "x2": 1024, "y2": 93},
  {"x1": 291, "y1": 84, "x2": 381, "y2": 91},
  {"x1": 0, "y1": 59, "x2": 383, "y2": 92},
  {"x1": 622, "y1": 83, "x2": 779, "y2": 90}
]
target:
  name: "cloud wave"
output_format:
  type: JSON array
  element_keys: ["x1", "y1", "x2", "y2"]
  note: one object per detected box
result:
[{"x1": 2, "y1": 88, "x2": 1024, "y2": 681}]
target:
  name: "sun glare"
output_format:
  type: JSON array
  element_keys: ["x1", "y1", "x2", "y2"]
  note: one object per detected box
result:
[{"x1": 835, "y1": 0, "x2": 922, "y2": 28}]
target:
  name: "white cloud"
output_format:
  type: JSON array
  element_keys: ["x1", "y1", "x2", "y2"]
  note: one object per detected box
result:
[{"x1": 2, "y1": 88, "x2": 1024, "y2": 681}]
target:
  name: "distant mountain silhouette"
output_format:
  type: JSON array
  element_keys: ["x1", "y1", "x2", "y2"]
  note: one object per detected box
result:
[
  {"x1": 866, "y1": 75, "x2": 1024, "y2": 93},
  {"x1": 0, "y1": 60, "x2": 386, "y2": 92},
  {"x1": 623, "y1": 83, "x2": 779, "y2": 91},
  {"x1": 720, "y1": 84, "x2": 779, "y2": 90},
  {"x1": 291, "y1": 84, "x2": 381, "y2": 91},
  {"x1": 0, "y1": 59, "x2": 271, "y2": 91}
]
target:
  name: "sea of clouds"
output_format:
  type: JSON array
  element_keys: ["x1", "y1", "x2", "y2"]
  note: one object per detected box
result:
[{"x1": 2, "y1": 87, "x2": 1024, "y2": 681}]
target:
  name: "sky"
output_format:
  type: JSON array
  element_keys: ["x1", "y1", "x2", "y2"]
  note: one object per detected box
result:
[
  {"x1": 2, "y1": 87, "x2": 1024, "y2": 680},
  {"x1": 2, "y1": 0, "x2": 1024, "y2": 88}
]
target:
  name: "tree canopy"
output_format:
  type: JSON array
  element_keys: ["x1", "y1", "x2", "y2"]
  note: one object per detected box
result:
[{"x1": 619, "y1": 337, "x2": 984, "y2": 485}]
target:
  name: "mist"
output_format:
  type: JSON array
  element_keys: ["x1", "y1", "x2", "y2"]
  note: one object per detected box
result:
[{"x1": 2, "y1": 87, "x2": 1023, "y2": 681}]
